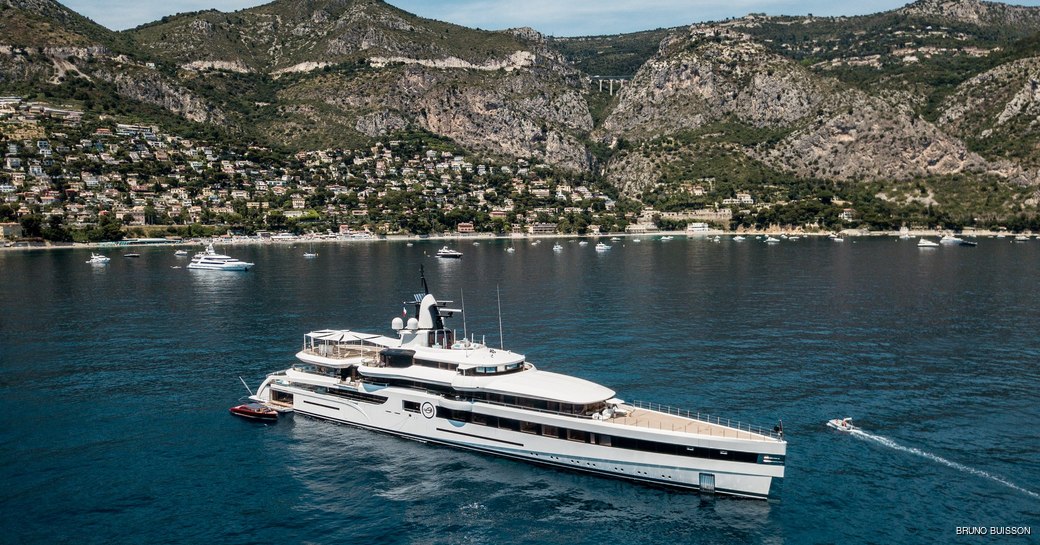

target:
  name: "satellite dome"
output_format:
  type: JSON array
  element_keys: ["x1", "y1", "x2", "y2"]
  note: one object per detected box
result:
[{"x1": 391, "y1": 317, "x2": 404, "y2": 331}]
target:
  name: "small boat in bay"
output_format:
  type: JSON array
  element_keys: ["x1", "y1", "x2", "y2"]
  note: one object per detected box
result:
[
  {"x1": 229, "y1": 403, "x2": 278, "y2": 422},
  {"x1": 435, "y1": 246, "x2": 463, "y2": 258},
  {"x1": 918, "y1": 238, "x2": 939, "y2": 248},
  {"x1": 86, "y1": 253, "x2": 110, "y2": 264},
  {"x1": 826, "y1": 417, "x2": 856, "y2": 432}
]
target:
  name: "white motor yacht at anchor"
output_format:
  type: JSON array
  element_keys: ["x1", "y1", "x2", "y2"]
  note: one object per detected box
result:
[
  {"x1": 251, "y1": 269, "x2": 787, "y2": 499},
  {"x1": 435, "y1": 246, "x2": 463, "y2": 258},
  {"x1": 187, "y1": 244, "x2": 254, "y2": 271}
]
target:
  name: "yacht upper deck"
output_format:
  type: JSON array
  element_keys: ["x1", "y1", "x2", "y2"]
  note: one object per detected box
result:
[{"x1": 609, "y1": 401, "x2": 783, "y2": 442}]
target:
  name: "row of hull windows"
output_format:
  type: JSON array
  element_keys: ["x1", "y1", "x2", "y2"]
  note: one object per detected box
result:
[
  {"x1": 379, "y1": 378, "x2": 605, "y2": 416},
  {"x1": 294, "y1": 383, "x2": 388, "y2": 405},
  {"x1": 295, "y1": 366, "x2": 597, "y2": 416},
  {"x1": 395, "y1": 355, "x2": 523, "y2": 376},
  {"x1": 280, "y1": 385, "x2": 773, "y2": 465},
  {"x1": 433, "y1": 406, "x2": 766, "y2": 465}
]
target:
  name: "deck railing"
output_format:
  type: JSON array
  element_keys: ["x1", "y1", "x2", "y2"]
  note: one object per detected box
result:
[
  {"x1": 628, "y1": 400, "x2": 783, "y2": 440},
  {"x1": 302, "y1": 345, "x2": 372, "y2": 360}
]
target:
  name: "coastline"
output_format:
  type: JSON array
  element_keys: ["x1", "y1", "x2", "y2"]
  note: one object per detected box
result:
[{"x1": 1, "y1": 228, "x2": 1032, "y2": 252}]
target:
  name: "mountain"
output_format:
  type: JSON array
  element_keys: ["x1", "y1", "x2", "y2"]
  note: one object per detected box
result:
[
  {"x1": 0, "y1": 0, "x2": 225, "y2": 125},
  {"x1": 899, "y1": 0, "x2": 1040, "y2": 29},
  {"x1": 124, "y1": 0, "x2": 593, "y2": 168},
  {"x1": 1, "y1": 0, "x2": 1039, "y2": 213},
  {"x1": 597, "y1": 24, "x2": 1029, "y2": 196}
]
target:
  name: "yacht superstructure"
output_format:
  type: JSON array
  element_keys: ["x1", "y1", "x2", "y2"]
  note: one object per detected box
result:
[{"x1": 253, "y1": 271, "x2": 787, "y2": 498}]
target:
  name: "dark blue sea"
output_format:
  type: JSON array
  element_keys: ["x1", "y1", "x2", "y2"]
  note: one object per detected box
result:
[{"x1": 2, "y1": 236, "x2": 1038, "y2": 544}]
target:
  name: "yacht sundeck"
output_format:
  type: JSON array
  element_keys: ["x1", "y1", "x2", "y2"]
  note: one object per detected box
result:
[
  {"x1": 187, "y1": 244, "x2": 254, "y2": 271},
  {"x1": 251, "y1": 269, "x2": 787, "y2": 499}
]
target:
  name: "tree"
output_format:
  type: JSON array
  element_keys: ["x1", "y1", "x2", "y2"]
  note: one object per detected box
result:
[
  {"x1": 19, "y1": 214, "x2": 43, "y2": 238},
  {"x1": 43, "y1": 215, "x2": 72, "y2": 242}
]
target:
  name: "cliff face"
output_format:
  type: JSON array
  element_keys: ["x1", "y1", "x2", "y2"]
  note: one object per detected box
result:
[
  {"x1": 601, "y1": 28, "x2": 835, "y2": 139},
  {"x1": 268, "y1": 64, "x2": 592, "y2": 168},
  {"x1": 900, "y1": 0, "x2": 1040, "y2": 29},
  {"x1": 600, "y1": 24, "x2": 1033, "y2": 195},
  {"x1": 938, "y1": 56, "x2": 1040, "y2": 173}
]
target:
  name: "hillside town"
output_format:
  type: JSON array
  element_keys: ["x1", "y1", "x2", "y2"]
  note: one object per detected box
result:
[
  {"x1": 0, "y1": 96, "x2": 653, "y2": 242},
  {"x1": 0, "y1": 96, "x2": 767, "y2": 243}
]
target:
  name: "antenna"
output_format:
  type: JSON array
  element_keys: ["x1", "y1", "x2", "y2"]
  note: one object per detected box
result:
[
  {"x1": 497, "y1": 284, "x2": 504, "y2": 349},
  {"x1": 419, "y1": 264, "x2": 429, "y2": 295},
  {"x1": 460, "y1": 288, "x2": 468, "y2": 339},
  {"x1": 238, "y1": 376, "x2": 254, "y2": 397}
]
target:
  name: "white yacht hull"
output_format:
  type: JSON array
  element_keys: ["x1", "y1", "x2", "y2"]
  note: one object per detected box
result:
[
  {"x1": 187, "y1": 262, "x2": 251, "y2": 271},
  {"x1": 257, "y1": 379, "x2": 784, "y2": 499}
]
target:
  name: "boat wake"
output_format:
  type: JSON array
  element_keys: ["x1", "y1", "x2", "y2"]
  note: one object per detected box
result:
[{"x1": 849, "y1": 428, "x2": 1039, "y2": 499}]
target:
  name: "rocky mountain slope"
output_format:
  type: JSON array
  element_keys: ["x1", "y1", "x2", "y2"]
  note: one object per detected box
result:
[
  {"x1": 2, "y1": 0, "x2": 1040, "y2": 206},
  {"x1": 123, "y1": 0, "x2": 592, "y2": 168}
]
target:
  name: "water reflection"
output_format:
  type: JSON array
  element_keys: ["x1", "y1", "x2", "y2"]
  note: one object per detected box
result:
[{"x1": 283, "y1": 417, "x2": 779, "y2": 544}]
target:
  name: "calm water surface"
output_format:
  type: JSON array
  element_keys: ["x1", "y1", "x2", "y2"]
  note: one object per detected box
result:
[{"x1": 1, "y1": 237, "x2": 1038, "y2": 544}]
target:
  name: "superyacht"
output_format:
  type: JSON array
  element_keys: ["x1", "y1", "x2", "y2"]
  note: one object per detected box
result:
[
  {"x1": 187, "y1": 244, "x2": 254, "y2": 271},
  {"x1": 252, "y1": 270, "x2": 786, "y2": 498}
]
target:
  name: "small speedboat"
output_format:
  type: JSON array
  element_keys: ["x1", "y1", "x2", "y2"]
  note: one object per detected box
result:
[
  {"x1": 229, "y1": 403, "x2": 278, "y2": 422},
  {"x1": 124, "y1": 253, "x2": 140, "y2": 258},
  {"x1": 174, "y1": 249, "x2": 189, "y2": 256},
  {"x1": 86, "y1": 253, "x2": 110, "y2": 264},
  {"x1": 733, "y1": 236, "x2": 746, "y2": 241},
  {"x1": 303, "y1": 252, "x2": 318, "y2": 258},
  {"x1": 595, "y1": 242, "x2": 611, "y2": 251},
  {"x1": 826, "y1": 417, "x2": 856, "y2": 432},
  {"x1": 552, "y1": 243, "x2": 563, "y2": 252},
  {"x1": 918, "y1": 238, "x2": 939, "y2": 248}
]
